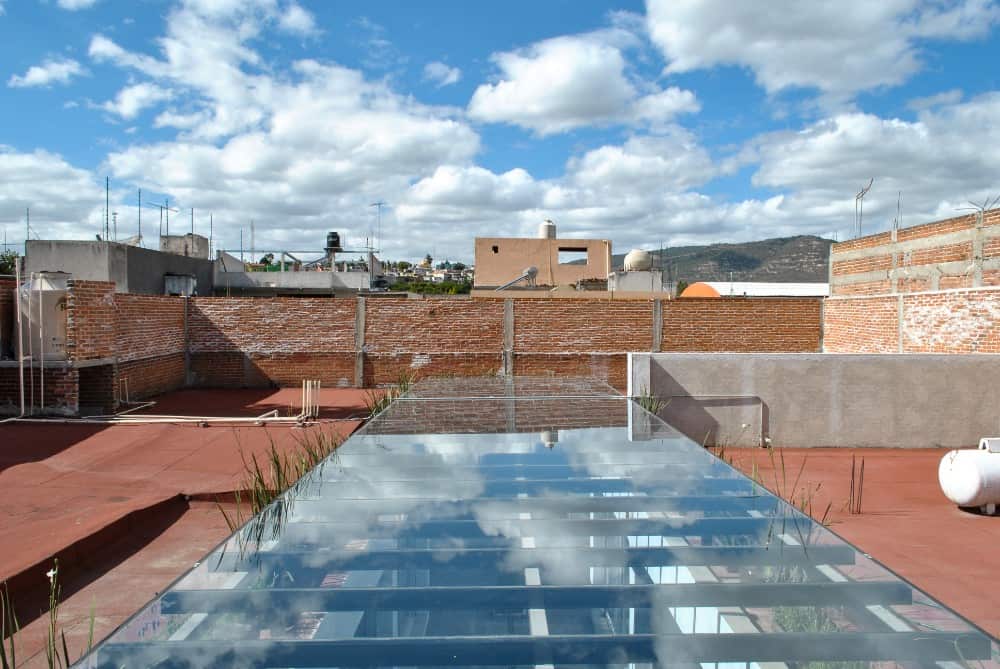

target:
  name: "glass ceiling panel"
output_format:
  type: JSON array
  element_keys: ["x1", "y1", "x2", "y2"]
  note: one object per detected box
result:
[{"x1": 78, "y1": 377, "x2": 999, "y2": 669}]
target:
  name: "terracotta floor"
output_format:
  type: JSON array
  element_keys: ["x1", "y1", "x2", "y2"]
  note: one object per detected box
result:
[
  {"x1": 0, "y1": 387, "x2": 367, "y2": 667},
  {"x1": 722, "y1": 446, "x2": 1000, "y2": 639}
]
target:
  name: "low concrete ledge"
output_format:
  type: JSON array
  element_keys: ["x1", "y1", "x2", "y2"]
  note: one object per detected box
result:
[{"x1": 629, "y1": 352, "x2": 1000, "y2": 449}]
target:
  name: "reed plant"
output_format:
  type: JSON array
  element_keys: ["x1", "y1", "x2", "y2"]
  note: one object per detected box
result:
[
  {"x1": 364, "y1": 371, "x2": 417, "y2": 418},
  {"x1": 219, "y1": 428, "x2": 345, "y2": 533},
  {"x1": 1, "y1": 560, "x2": 94, "y2": 669}
]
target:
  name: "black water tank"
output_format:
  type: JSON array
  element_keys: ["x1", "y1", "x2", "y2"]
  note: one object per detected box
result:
[{"x1": 325, "y1": 231, "x2": 342, "y2": 252}]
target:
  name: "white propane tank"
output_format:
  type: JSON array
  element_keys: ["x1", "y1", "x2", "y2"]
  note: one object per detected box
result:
[{"x1": 938, "y1": 440, "x2": 1000, "y2": 508}]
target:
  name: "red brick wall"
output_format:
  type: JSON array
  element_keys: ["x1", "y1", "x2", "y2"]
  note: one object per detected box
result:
[
  {"x1": 902, "y1": 289, "x2": 1000, "y2": 353},
  {"x1": 0, "y1": 278, "x2": 14, "y2": 359},
  {"x1": 66, "y1": 280, "x2": 117, "y2": 361},
  {"x1": 824, "y1": 288, "x2": 1000, "y2": 353},
  {"x1": 830, "y1": 209, "x2": 1000, "y2": 297},
  {"x1": 513, "y1": 299, "x2": 654, "y2": 352},
  {"x1": 117, "y1": 353, "x2": 186, "y2": 400},
  {"x1": 662, "y1": 298, "x2": 822, "y2": 352},
  {"x1": 115, "y1": 294, "x2": 186, "y2": 362},
  {"x1": 368, "y1": 298, "x2": 503, "y2": 352},
  {"x1": 0, "y1": 366, "x2": 78, "y2": 416},
  {"x1": 513, "y1": 353, "x2": 628, "y2": 391},
  {"x1": 188, "y1": 297, "x2": 357, "y2": 388},
  {"x1": 823, "y1": 295, "x2": 899, "y2": 353},
  {"x1": 364, "y1": 298, "x2": 504, "y2": 386},
  {"x1": 189, "y1": 297, "x2": 356, "y2": 353}
]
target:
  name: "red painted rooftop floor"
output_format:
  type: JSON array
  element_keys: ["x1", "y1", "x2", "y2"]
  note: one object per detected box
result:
[
  {"x1": 722, "y1": 446, "x2": 1000, "y2": 639},
  {"x1": 0, "y1": 387, "x2": 367, "y2": 667}
]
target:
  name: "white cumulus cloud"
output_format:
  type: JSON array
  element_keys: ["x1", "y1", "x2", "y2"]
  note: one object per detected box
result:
[
  {"x1": 57, "y1": 0, "x2": 99, "y2": 9},
  {"x1": 646, "y1": 0, "x2": 1000, "y2": 98},
  {"x1": 468, "y1": 33, "x2": 697, "y2": 135},
  {"x1": 100, "y1": 83, "x2": 173, "y2": 119},
  {"x1": 423, "y1": 61, "x2": 461, "y2": 87},
  {"x1": 8, "y1": 58, "x2": 87, "y2": 88}
]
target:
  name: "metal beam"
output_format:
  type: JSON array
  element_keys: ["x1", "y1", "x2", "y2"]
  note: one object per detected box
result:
[
  {"x1": 96, "y1": 631, "x2": 991, "y2": 667},
  {"x1": 216, "y1": 544, "x2": 856, "y2": 572},
  {"x1": 160, "y1": 581, "x2": 913, "y2": 614}
]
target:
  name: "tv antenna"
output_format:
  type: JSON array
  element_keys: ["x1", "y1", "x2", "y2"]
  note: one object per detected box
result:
[
  {"x1": 855, "y1": 178, "x2": 873, "y2": 238},
  {"x1": 957, "y1": 194, "x2": 1000, "y2": 221},
  {"x1": 370, "y1": 201, "x2": 386, "y2": 253}
]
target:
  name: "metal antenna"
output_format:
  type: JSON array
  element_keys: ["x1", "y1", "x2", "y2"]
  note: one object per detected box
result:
[
  {"x1": 855, "y1": 178, "x2": 873, "y2": 238},
  {"x1": 370, "y1": 201, "x2": 386, "y2": 253},
  {"x1": 138, "y1": 188, "x2": 142, "y2": 247},
  {"x1": 105, "y1": 176, "x2": 110, "y2": 241}
]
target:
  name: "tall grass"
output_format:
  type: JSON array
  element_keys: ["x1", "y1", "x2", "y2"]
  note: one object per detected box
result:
[
  {"x1": 218, "y1": 428, "x2": 345, "y2": 533},
  {"x1": 1, "y1": 582, "x2": 17, "y2": 669},
  {"x1": 364, "y1": 371, "x2": 416, "y2": 418},
  {"x1": 634, "y1": 385, "x2": 666, "y2": 415},
  {"x1": 1, "y1": 560, "x2": 94, "y2": 669}
]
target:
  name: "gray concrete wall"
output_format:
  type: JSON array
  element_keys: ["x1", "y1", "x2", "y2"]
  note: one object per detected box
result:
[
  {"x1": 125, "y1": 246, "x2": 213, "y2": 295},
  {"x1": 629, "y1": 352, "x2": 1000, "y2": 448},
  {"x1": 25, "y1": 241, "x2": 213, "y2": 294},
  {"x1": 25, "y1": 241, "x2": 122, "y2": 286}
]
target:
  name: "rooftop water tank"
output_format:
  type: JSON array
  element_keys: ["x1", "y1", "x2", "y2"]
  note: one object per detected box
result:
[
  {"x1": 17, "y1": 271, "x2": 70, "y2": 362},
  {"x1": 623, "y1": 249, "x2": 653, "y2": 272},
  {"x1": 326, "y1": 231, "x2": 343, "y2": 253},
  {"x1": 538, "y1": 220, "x2": 556, "y2": 239}
]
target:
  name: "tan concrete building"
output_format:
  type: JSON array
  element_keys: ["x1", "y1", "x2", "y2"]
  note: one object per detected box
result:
[{"x1": 474, "y1": 223, "x2": 612, "y2": 289}]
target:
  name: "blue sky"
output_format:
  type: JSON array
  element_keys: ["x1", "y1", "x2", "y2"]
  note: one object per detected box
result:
[{"x1": 2, "y1": 0, "x2": 1000, "y2": 262}]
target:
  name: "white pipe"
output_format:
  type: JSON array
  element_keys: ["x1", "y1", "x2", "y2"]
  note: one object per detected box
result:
[
  {"x1": 27, "y1": 273, "x2": 34, "y2": 414},
  {"x1": 0, "y1": 262, "x2": 27, "y2": 424},
  {"x1": 38, "y1": 274, "x2": 44, "y2": 413},
  {"x1": 16, "y1": 261, "x2": 24, "y2": 418}
]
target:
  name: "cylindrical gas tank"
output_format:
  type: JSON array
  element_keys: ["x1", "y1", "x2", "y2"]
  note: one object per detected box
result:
[{"x1": 939, "y1": 448, "x2": 1000, "y2": 507}]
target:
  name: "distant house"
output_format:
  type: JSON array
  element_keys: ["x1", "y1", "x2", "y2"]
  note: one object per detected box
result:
[{"x1": 680, "y1": 282, "x2": 829, "y2": 297}]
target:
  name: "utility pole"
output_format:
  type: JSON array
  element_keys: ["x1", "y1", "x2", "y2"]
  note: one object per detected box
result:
[
  {"x1": 105, "y1": 176, "x2": 110, "y2": 241},
  {"x1": 209, "y1": 213, "x2": 213, "y2": 258},
  {"x1": 138, "y1": 188, "x2": 142, "y2": 246},
  {"x1": 191, "y1": 208, "x2": 194, "y2": 236}
]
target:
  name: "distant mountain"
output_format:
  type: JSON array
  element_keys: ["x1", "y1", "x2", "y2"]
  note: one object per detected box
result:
[{"x1": 611, "y1": 235, "x2": 834, "y2": 283}]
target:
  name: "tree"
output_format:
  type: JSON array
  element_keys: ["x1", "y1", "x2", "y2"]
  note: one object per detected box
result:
[
  {"x1": 675, "y1": 279, "x2": 689, "y2": 297},
  {"x1": 453, "y1": 262, "x2": 466, "y2": 271},
  {"x1": 397, "y1": 261, "x2": 412, "y2": 271},
  {"x1": 0, "y1": 250, "x2": 18, "y2": 275},
  {"x1": 421, "y1": 254, "x2": 433, "y2": 268},
  {"x1": 259, "y1": 253, "x2": 275, "y2": 266}
]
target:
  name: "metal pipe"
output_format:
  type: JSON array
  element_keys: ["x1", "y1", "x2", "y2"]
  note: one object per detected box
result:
[
  {"x1": 38, "y1": 274, "x2": 44, "y2": 413},
  {"x1": 27, "y1": 273, "x2": 34, "y2": 414},
  {"x1": 0, "y1": 261, "x2": 27, "y2": 424}
]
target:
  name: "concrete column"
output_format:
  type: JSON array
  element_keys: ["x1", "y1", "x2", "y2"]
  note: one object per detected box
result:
[
  {"x1": 890, "y1": 226, "x2": 899, "y2": 294},
  {"x1": 183, "y1": 296, "x2": 191, "y2": 386},
  {"x1": 502, "y1": 298, "x2": 514, "y2": 377},
  {"x1": 651, "y1": 299, "x2": 662, "y2": 353},
  {"x1": 973, "y1": 211, "x2": 984, "y2": 287},
  {"x1": 897, "y1": 294, "x2": 904, "y2": 353},
  {"x1": 354, "y1": 296, "x2": 366, "y2": 388}
]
